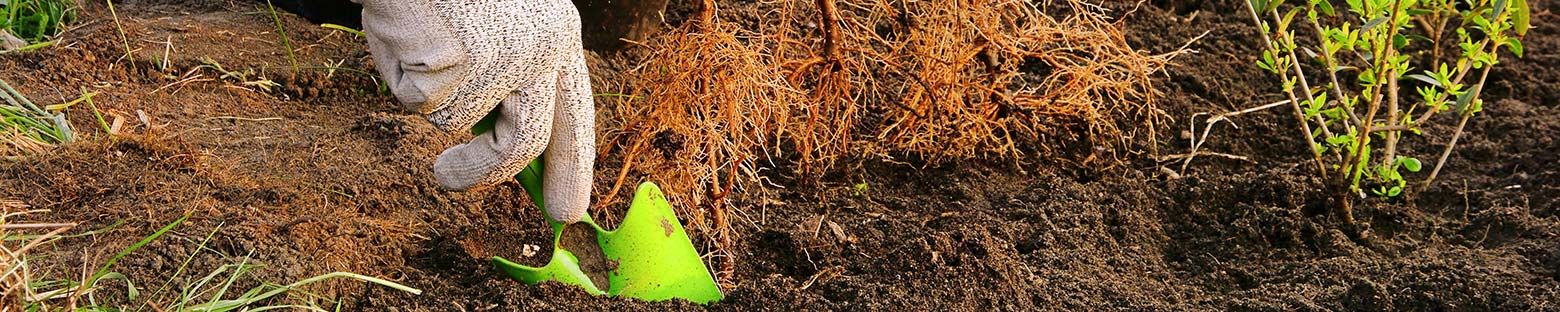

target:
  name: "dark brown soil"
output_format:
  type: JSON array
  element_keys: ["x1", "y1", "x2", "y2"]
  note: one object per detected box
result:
[{"x1": 3, "y1": 0, "x2": 1556, "y2": 310}]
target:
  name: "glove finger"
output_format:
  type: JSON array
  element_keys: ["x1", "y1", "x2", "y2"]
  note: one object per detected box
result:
[
  {"x1": 358, "y1": 0, "x2": 468, "y2": 115},
  {"x1": 364, "y1": 33, "x2": 419, "y2": 110},
  {"x1": 433, "y1": 75, "x2": 560, "y2": 191},
  {"x1": 541, "y1": 52, "x2": 596, "y2": 223}
]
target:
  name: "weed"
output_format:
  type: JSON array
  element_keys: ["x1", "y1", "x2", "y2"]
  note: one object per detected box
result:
[
  {"x1": 1, "y1": 200, "x2": 77, "y2": 310},
  {"x1": 196, "y1": 57, "x2": 281, "y2": 93},
  {"x1": 0, "y1": 79, "x2": 73, "y2": 159},
  {"x1": 263, "y1": 0, "x2": 300, "y2": 74},
  {"x1": 2, "y1": 209, "x2": 421, "y2": 311},
  {"x1": 0, "y1": 0, "x2": 73, "y2": 44},
  {"x1": 319, "y1": 23, "x2": 363, "y2": 37},
  {"x1": 101, "y1": 0, "x2": 134, "y2": 70},
  {"x1": 1244, "y1": 0, "x2": 1528, "y2": 222}
]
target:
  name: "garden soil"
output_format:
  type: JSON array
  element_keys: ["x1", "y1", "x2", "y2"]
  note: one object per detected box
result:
[{"x1": 2, "y1": 0, "x2": 1557, "y2": 310}]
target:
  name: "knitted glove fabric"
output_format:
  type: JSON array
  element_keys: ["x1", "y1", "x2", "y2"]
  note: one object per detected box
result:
[{"x1": 355, "y1": 0, "x2": 596, "y2": 223}]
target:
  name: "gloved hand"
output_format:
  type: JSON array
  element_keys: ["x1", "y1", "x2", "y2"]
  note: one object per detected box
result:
[{"x1": 354, "y1": 0, "x2": 596, "y2": 223}]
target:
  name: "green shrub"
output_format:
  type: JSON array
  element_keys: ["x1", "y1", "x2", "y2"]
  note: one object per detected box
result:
[{"x1": 1245, "y1": 0, "x2": 1528, "y2": 222}]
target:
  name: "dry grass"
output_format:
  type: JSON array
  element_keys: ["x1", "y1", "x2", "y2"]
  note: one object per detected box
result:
[
  {"x1": 1, "y1": 79, "x2": 76, "y2": 160},
  {"x1": 1, "y1": 200, "x2": 77, "y2": 312},
  {"x1": 1, "y1": 202, "x2": 420, "y2": 310},
  {"x1": 601, "y1": 0, "x2": 1185, "y2": 284}
]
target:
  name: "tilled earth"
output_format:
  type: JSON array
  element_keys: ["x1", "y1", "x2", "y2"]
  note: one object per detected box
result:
[{"x1": 1, "y1": 0, "x2": 1556, "y2": 310}]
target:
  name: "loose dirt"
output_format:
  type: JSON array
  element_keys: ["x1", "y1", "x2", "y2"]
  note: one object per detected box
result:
[{"x1": 1, "y1": 0, "x2": 1555, "y2": 310}]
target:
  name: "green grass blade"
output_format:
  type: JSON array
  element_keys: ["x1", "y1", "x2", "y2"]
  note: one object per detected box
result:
[
  {"x1": 243, "y1": 305, "x2": 330, "y2": 312},
  {"x1": 82, "y1": 91, "x2": 110, "y2": 134},
  {"x1": 204, "y1": 250, "x2": 255, "y2": 310},
  {"x1": 263, "y1": 0, "x2": 298, "y2": 72},
  {"x1": 319, "y1": 23, "x2": 362, "y2": 37},
  {"x1": 86, "y1": 213, "x2": 190, "y2": 289},
  {"x1": 137, "y1": 222, "x2": 224, "y2": 312},
  {"x1": 177, "y1": 264, "x2": 233, "y2": 312},
  {"x1": 184, "y1": 272, "x2": 422, "y2": 312}
]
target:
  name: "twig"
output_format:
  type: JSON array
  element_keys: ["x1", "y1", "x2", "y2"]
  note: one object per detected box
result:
[
  {"x1": 1306, "y1": 18, "x2": 1365, "y2": 128},
  {"x1": 1178, "y1": 99, "x2": 1288, "y2": 173},
  {"x1": 1244, "y1": 0, "x2": 1328, "y2": 179},
  {"x1": 12, "y1": 226, "x2": 74, "y2": 256},
  {"x1": 1267, "y1": 10, "x2": 1336, "y2": 149},
  {"x1": 1424, "y1": 61, "x2": 1495, "y2": 188},
  {"x1": 150, "y1": 74, "x2": 213, "y2": 95},
  {"x1": 1344, "y1": 0, "x2": 1408, "y2": 188},
  {"x1": 207, "y1": 116, "x2": 284, "y2": 122},
  {"x1": 1383, "y1": 58, "x2": 1401, "y2": 165},
  {"x1": 1158, "y1": 151, "x2": 1252, "y2": 163}
]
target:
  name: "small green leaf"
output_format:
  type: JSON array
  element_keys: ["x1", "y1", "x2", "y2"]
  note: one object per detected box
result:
[
  {"x1": 1506, "y1": 38, "x2": 1524, "y2": 58},
  {"x1": 1321, "y1": 107, "x2": 1346, "y2": 119},
  {"x1": 1359, "y1": 68, "x2": 1378, "y2": 85},
  {"x1": 1281, "y1": 7, "x2": 1303, "y2": 31},
  {"x1": 1457, "y1": 94, "x2": 1477, "y2": 113},
  {"x1": 1494, "y1": 0, "x2": 1509, "y2": 17},
  {"x1": 1326, "y1": 133, "x2": 1355, "y2": 146},
  {"x1": 1399, "y1": 157, "x2": 1423, "y2": 172},
  {"x1": 1407, "y1": 74, "x2": 1442, "y2": 87},
  {"x1": 1363, "y1": 16, "x2": 1388, "y2": 32},
  {"x1": 1317, "y1": 0, "x2": 1337, "y2": 16},
  {"x1": 1388, "y1": 186, "x2": 1403, "y2": 197},
  {"x1": 1512, "y1": 0, "x2": 1530, "y2": 36},
  {"x1": 1346, "y1": 0, "x2": 1364, "y2": 13},
  {"x1": 1471, "y1": 15, "x2": 1491, "y2": 32}
]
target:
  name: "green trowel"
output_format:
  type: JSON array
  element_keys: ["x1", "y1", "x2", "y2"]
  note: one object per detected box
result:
[{"x1": 470, "y1": 114, "x2": 723, "y2": 304}]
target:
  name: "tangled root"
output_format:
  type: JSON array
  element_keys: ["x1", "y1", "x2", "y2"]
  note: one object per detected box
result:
[{"x1": 600, "y1": 0, "x2": 1185, "y2": 285}]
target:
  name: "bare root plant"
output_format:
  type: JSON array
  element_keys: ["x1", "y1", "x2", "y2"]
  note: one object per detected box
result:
[
  {"x1": 606, "y1": 0, "x2": 1183, "y2": 283},
  {"x1": 777, "y1": 0, "x2": 862, "y2": 176},
  {"x1": 849, "y1": 0, "x2": 1178, "y2": 162},
  {"x1": 609, "y1": 3, "x2": 802, "y2": 284}
]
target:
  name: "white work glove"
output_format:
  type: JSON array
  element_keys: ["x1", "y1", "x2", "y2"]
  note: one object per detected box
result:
[{"x1": 354, "y1": 0, "x2": 596, "y2": 223}]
